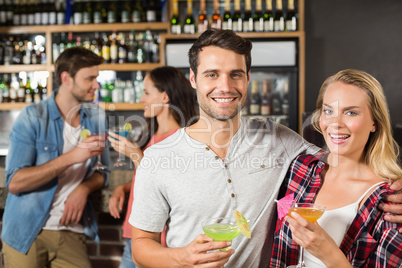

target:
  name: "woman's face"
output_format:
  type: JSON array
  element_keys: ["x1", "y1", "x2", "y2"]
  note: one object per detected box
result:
[
  {"x1": 140, "y1": 75, "x2": 167, "y2": 118},
  {"x1": 319, "y1": 81, "x2": 375, "y2": 160}
]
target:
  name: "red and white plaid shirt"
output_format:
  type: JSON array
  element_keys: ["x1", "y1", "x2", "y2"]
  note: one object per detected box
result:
[{"x1": 270, "y1": 154, "x2": 402, "y2": 268}]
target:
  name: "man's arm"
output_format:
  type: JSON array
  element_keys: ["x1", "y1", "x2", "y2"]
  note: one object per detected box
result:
[
  {"x1": 131, "y1": 227, "x2": 234, "y2": 268},
  {"x1": 8, "y1": 135, "x2": 105, "y2": 195},
  {"x1": 60, "y1": 171, "x2": 105, "y2": 225},
  {"x1": 379, "y1": 179, "x2": 402, "y2": 231}
]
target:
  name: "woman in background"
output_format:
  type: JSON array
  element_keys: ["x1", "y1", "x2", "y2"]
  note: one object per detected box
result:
[
  {"x1": 108, "y1": 66, "x2": 197, "y2": 268},
  {"x1": 271, "y1": 69, "x2": 402, "y2": 267}
]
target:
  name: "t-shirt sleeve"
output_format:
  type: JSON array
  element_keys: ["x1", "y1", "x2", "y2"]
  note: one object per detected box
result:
[
  {"x1": 276, "y1": 123, "x2": 321, "y2": 161},
  {"x1": 128, "y1": 150, "x2": 170, "y2": 233}
]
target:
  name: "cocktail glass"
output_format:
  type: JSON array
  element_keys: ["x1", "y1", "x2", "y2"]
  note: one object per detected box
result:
[
  {"x1": 201, "y1": 217, "x2": 242, "y2": 251},
  {"x1": 107, "y1": 126, "x2": 129, "y2": 167},
  {"x1": 287, "y1": 202, "x2": 326, "y2": 268},
  {"x1": 92, "y1": 133, "x2": 107, "y2": 171}
]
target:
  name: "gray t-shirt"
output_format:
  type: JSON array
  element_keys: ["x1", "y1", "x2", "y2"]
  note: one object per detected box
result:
[{"x1": 130, "y1": 118, "x2": 319, "y2": 268}]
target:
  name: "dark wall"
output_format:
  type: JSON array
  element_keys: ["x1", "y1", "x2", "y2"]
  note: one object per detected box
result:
[{"x1": 304, "y1": 0, "x2": 402, "y2": 132}]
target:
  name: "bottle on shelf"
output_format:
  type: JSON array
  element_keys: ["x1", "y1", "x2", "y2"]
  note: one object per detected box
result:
[
  {"x1": 41, "y1": 0, "x2": 50, "y2": 25},
  {"x1": 101, "y1": 32, "x2": 111, "y2": 63},
  {"x1": 107, "y1": 0, "x2": 117, "y2": 24},
  {"x1": 56, "y1": 0, "x2": 65, "y2": 24},
  {"x1": 183, "y1": 0, "x2": 196, "y2": 34},
  {"x1": 34, "y1": 0, "x2": 42, "y2": 25},
  {"x1": 112, "y1": 79, "x2": 123, "y2": 103},
  {"x1": 286, "y1": 0, "x2": 297, "y2": 31},
  {"x1": 134, "y1": 70, "x2": 143, "y2": 103},
  {"x1": 243, "y1": 0, "x2": 253, "y2": 32},
  {"x1": 123, "y1": 80, "x2": 135, "y2": 103},
  {"x1": 110, "y1": 31, "x2": 118, "y2": 64},
  {"x1": 222, "y1": 0, "x2": 232, "y2": 30},
  {"x1": 118, "y1": 32, "x2": 128, "y2": 64},
  {"x1": 100, "y1": 81, "x2": 111, "y2": 102},
  {"x1": 211, "y1": 0, "x2": 222, "y2": 29},
  {"x1": 82, "y1": 0, "x2": 92, "y2": 24},
  {"x1": 73, "y1": 0, "x2": 83, "y2": 25},
  {"x1": 48, "y1": 0, "x2": 56, "y2": 25},
  {"x1": 135, "y1": 32, "x2": 145, "y2": 63},
  {"x1": 6, "y1": 0, "x2": 14, "y2": 26},
  {"x1": 260, "y1": 79, "x2": 272, "y2": 116},
  {"x1": 16, "y1": 75, "x2": 25, "y2": 102},
  {"x1": 253, "y1": 0, "x2": 264, "y2": 32},
  {"x1": 121, "y1": 0, "x2": 131, "y2": 23},
  {"x1": 92, "y1": 0, "x2": 102, "y2": 24},
  {"x1": 127, "y1": 30, "x2": 137, "y2": 63},
  {"x1": 0, "y1": 0, "x2": 7, "y2": 26},
  {"x1": 27, "y1": 0, "x2": 35, "y2": 25},
  {"x1": 146, "y1": 0, "x2": 157, "y2": 23},
  {"x1": 232, "y1": 0, "x2": 242, "y2": 32},
  {"x1": 3, "y1": 39, "x2": 13, "y2": 66},
  {"x1": 132, "y1": 0, "x2": 145, "y2": 23},
  {"x1": 197, "y1": 0, "x2": 208, "y2": 34},
  {"x1": 22, "y1": 40, "x2": 32, "y2": 65},
  {"x1": 170, "y1": 0, "x2": 181, "y2": 34},
  {"x1": 20, "y1": 0, "x2": 29, "y2": 25},
  {"x1": 0, "y1": 40, "x2": 4, "y2": 65},
  {"x1": 24, "y1": 76, "x2": 33, "y2": 103},
  {"x1": 13, "y1": 0, "x2": 21, "y2": 26},
  {"x1": 272, "y1": 88, "x2": 282, "y2": 115},
  {"x1": 274, "y1": 0, "x2": 285, "y2": 32},
  {"x1": 1, "y1": 74, "x2": 11, "y2": 103},
  {"x1": 249, "y1": 80, "x2": 261, "y2": 115},
  {"x1": 143, "y1": 30, "x2": 153, "y2": 63},
  {"x1": 264, "y1": 0, "x2": 274, "y2": 32},
  {"x1": 9, "y1": 73, "x2": 19, "y2": 103}
]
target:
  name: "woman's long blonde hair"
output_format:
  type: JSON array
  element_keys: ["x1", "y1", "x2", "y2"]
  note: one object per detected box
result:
[{"x1": 312, "y1": 69, "x2": 402, "y2": 180}]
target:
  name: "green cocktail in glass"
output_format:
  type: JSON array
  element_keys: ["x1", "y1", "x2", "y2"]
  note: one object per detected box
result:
[{"x1": 202, "y1": 218, "x2": 242, "y2": 251}]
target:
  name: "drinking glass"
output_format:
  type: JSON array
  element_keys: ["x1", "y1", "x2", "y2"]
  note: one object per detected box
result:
[
  {"x1": 287, "y1": 203, "x2": 326, "y2": 268},
  {"x1": 201, "y1": 217, "x2": 242, "y2": 251},
  {"x1": 107, "y1": 126, "x2": 129, "y2": 167}
]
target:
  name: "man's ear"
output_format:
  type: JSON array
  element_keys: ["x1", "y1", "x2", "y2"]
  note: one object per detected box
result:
[
  {"x1": 189, "y1": 68, "x2": 197, "y2": 89},
  {"x1": 61, "y1": 71, "x2": 71, "y2": 86}
]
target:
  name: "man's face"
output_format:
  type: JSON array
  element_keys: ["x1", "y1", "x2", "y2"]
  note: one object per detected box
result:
[
  {"x1": 70, "y1": 66, "x2": 100, "y2": 103},
  {"x1": 189, "y1": 46, "x2": 250, "y2": 121}
]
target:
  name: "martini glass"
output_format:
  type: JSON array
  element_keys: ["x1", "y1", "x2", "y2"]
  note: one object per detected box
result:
[
  {"x1": 287, "y1": 203, "x2": 326, "y2": 268},
  {"x1": 108, "y1": 126, "x2": 129, "y2": 167},
  {"x1": 92, "y1": 133, "x2": 107, "y2": 170},
  {"x1": 201, "y1": 217, "x2": 242, "y2": 251}
]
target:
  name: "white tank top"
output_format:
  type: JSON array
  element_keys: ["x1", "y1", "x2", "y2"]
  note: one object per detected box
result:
[{"x1": 303, "y1": 181, "x2": 386, "y2": 268}]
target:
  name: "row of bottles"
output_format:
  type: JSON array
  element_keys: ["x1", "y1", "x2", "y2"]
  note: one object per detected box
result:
[
  {"x1": 72, "y1": 0, "x2": 161, "y2": 25},
  {"x1": 0, "y1": 35, "x2": 46, "y2": 65},
  {"x1": 0, "y1": 0, "x2": 65, "y2": 26},
  {"x1": 242, "y1": 78, "x2": 289, "y2": 116},
  {"x1": 96, "y1": 70, "x2": 144, "y2": 103},
  {"x1": 0, "y1": 72, "x2": 48, "y2": 103},
  {"x1": 52, "y1": 30, "x2": 161, "y2": 64},
  {"x1": 171, "y1": 0, "x2": 297, "y2": 34}
]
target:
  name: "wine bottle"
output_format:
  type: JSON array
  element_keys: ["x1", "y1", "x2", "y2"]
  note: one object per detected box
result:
[
  {"x1": 285, "y1": 0, "x2": 297, "y2": 31},
  {"x1": 242, "y1": 0, "x2": 253, "y2": 32},
  {"x1": 183, "y1": 0, "x2": 196, "y2": 34},
  {"x1": 107, "y1": 0, "x2": 117, "y2": 23},
  {"x1": 211, "y1": 0, "x2": 221, "y2": 29},
  {"x1": 73, "y1": 0, "x2": 83, "y2": 24},
  {"x1": 260, "y1": 79, "x2": 272, "y2": 116},
  {"x1": 121, "y1": 0, "x2": 131, "y2": 23},
  {"x1": 56, "y1": 0, "x2": 65, "y2": 24},
  {"x1": 24, "y1": 76, "x2": 33, "y2": 103},
  {"x1": 146, "y1": 0, "x2": 157, "y2": 23},
  {"x1": 59, "y1": 32, "x2": 66, "y2": 55},
  {"x1": 5, "y1": 0, "x2": 14, "y2": 26},
  {"x1": 274, "y1": 0, "x2": 285, "y2": 32},
  {"x1": 110, "y1": 31, "x2": 118, "y2": 64},
  {"x1": 222, "y1": 0, "x2": 232, "y2": 30},
  {"x1": 2, "y1": 74, "x2": 11, "y2": 103},
  {"x1": 118, "y1": 32, "x2": 127, "y2": 63},
  {"x1": 41, "y1": 0, "x2": 50, "y2": 25},
  {"x1": 136, "y1": 33, "x2": 145, "y2": 63},
  {"x1": 48, "y1": 0, "x2": 56, "y2": 25},
  {"x1": 264, "y1": 0, "x2": 274, "y2": 32},
  {"x1": 132, "y1": 0, "x2": 145, "y2": 23},
  {"x1": 20, "y1": 0, "x2": 28, "y2": 25},
  {"x1": 91, "y1": 32, "x2": 102, "y2": 56},
  {"x1": 82, "y1": 0, "x2": 92, "y2": 24},
  {"x1": 249, "y1": 80, "x2": 261, "y2": 115},
  {"x1": 232, "y1": 0, "x2": 242, "y2": 32},
  {"x1": 13, "y1": 0, "x2": 21, "y2": 26},
  {"x1": 253, "y1": 0, "x2": 263, "y2": 32},
  {"x1": 27, "y1": 0, "x2": 35, "y2": 25},
  {"x1": 197, "y1": 0, "x2": 208, "y2": 34},
  {"x1": 101, "y1": 32, "x2": 111, "y2": 63},
  {"x1": 170, "y1": 0, "x2": 181, "y2": 34},
  {"x1": 34, "y1": 0, "x2": 41, "y2": 25},
  {"x1": 127, "y1": 30, "x2": 137, "y2": 63},
  {"x1": 0, "y1": 0, "x2": 6, "y2": 26}
]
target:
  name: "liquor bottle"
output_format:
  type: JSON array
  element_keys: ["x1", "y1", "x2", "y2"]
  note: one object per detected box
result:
[
  {"x1": 222, "y1": 0, "x2": 232, "y2": 30},
  {"x1": 242, "y1": 0, "x2": 253, "y2": 32},
  {"x1": 143, "y1": 30, "x2": 153, "y2": 63},
  {"x1": 146, "y1": 0, "x2": 157, "y2": 23},
  {"x1": 183, "y1": 0, "x2": 196, "y2": 34},
  {"x1": 5, "y1": 0, "x2": 14, "y2": 26},
  {"x1": 264, "y1": 0, "x2": 274, "y2": 32},
  {"x1": 211, "y1": 0, "x2": 221, "y2": 29},
  {"x1": 112, "y1": 78, "x2": 123, "y2": 103},
  {"x1": 34, "y1": 79, "x2": 42, "y2": 103},
  {"x1": 48, "y1": 0, "x2": 56, "y2": 24},
  {"x1": 249, "y1": 80, "x2": 261, "y2": 115},
  {"x1": 136, "y1": 32, "x2": 145, "y2": 63},
  {"x1": 272, "y1": 87, "x2": 282, "y2": 115},
  {"x1": 34, "y1": 0, "x2": 42, "y2": 25},
  {"x1": 52, "y1": 35, "x2": 60, "y2": 63},
  {"x1": 134, "y1": 70, "x2": 143, "y2": 103},
  {"x1": 73, "y1": 0, "x2": 83, "y2": 24},
  {"x1": 285, "y1": 0, "x2": 297, "y2": 31},
  {"x1": 0, "y1": 0, "x2": 6, "y2": 26},
  {"x1": 93, "y1": 0, "x2": 102, "y2": 24},
  {"x1": 2, "y1": 74, "x2": 11, "y2": 103},
  {"x1": 170, "y1": 0, "x2": 181, "y2": 34},
  {"x1": 75, "y1": 34, "x2": 82, "y2": 47},
  {"x1": 82, "y1": 0, "x2": 92, "y2": 24},
  {"x1": 107, "y1": 0, "x2": 117, "y2": 23},
  {"x1": 41, "y1": 79, "x2": 47, "y2": 100},
  {"x1": 110, "y1": 31, "x2": 118, "y2": 64},
  {"x1": 127, "y1": 30, "x2": 137, "y2": 63},
  {"x1": 232, "y1": 0, "x2": 242, "y2": 32},
  {"x1": 56, "y1": 0, "x2": 65, "y2": 24},
  {"x1": 260, "y1": 79, "x2": 272, "y2": 116},
  {"x1": 27, "y1": 0, "x2": 35, "y2": 25},
  {"x1": 91, "y1": 32, "x2": 102, "y2": 56},
  {"x1": 101, "y1": 33, "x2": 111, "y2": 63},
  {"x1": 13, "y1": 0, "x2": 21, "y2": 26},
  {"x1": 274, "y1": 0, "x2": 285, "y2": 32},
  {"x1": 152, "y1": 33, "x2": 160, "y2": 63},
  {"x1": 132, "y1": 0, "x2": 145, "y2": 23},
  {"x1": 20, "y1": 0, "x2": 28, "y2": 25},
  {"x1": 59, "y1": 32, "x2": 66, "y2": 54},
  {"x1": 253, "y1": 0, "x2": 263, "y2": 32},
  {"x1": 121, "y1": 0, "x2": 131, "y2": 23},
  {"x1": 123, "y1": 80, "x2": 135, "y2": 103},
  {"x1": 3, "y1": 39, "x2": 13, "y2": 66},
  {"x1": 41, "y1": 0, "x2": 50, "y2": 25},
  {"x1": 16, "y1": 76, "x2": 25, "y2": 102},
  {"x1": 24, "y1": 76, "x2": 33, "y2": 103},
  {"x1": 22, "y1": 40, "x2": 32, "y2": 64},
  {"x1": 10, "y1": 73, "x2": 20, "y2": 103},
  {"x1": 66, "y1": 32, "x2": 75, "y2": 48},
  {"x1": 100, "y1": 82, "x2": 111, "y2": 102},
  {"x1": 197, "y1": 0, "x2": 208, "y2": 34},
  {"x1": 118, "y1": 32, "x2": 128, "y2": 63}
]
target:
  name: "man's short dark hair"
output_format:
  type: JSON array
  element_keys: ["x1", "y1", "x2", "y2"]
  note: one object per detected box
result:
[
  {"x1": 54, "y1": 47, "x2": 104, "y2": 86},
  {"x1": 188, "y1": 29, "x2": 252, "y2": 78}
]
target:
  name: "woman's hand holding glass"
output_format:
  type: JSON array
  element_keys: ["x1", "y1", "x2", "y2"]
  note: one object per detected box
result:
[{"x1": 107, "y1": 131, "x2": 144, "y2": 168}]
